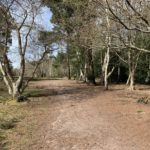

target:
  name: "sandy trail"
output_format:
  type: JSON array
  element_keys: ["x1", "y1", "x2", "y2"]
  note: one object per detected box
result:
[{"x1": 22, "y1": 80, "x2": 150, "y2": 150}]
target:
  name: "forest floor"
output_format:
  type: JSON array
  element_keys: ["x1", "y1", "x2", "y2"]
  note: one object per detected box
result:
[{"x1": 0, "y1": 80, "x2": 150, "y2": 150}]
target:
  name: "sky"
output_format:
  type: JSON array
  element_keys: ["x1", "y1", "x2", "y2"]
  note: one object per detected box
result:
[
  {"x1": 35, "y1": 6, "x2": 53, "y2": 31},
  {"x1": 9, "y1": 6, "x2": 53, "y2": 68}
]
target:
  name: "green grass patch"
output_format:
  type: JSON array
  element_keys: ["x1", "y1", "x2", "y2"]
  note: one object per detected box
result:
[
  {"x1": 137, "y1": 110, "x2": 144, "y2": 113},
  {"x1": 0, "y1": 118, "x2": 19, "y2": 130}
]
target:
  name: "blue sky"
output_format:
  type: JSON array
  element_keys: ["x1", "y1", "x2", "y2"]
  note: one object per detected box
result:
[
  {"x1": 10, "y1": 6, "x2": 53, "y2": 68},
  {"x1": 35, "y1": 6, "x2": 53, "y2": 31}
]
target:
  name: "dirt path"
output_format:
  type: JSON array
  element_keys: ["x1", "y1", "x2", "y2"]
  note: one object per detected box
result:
[{"x1": 12, "y1": 80, "x2": 150, "y2": 150}]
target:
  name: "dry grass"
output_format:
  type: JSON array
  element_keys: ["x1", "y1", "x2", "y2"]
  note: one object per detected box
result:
[
  {"x1": 0, "y1": 81, "x2": 50, "y2": 150},
  {"x1": 0, "y1": 81, "x2": 37, "y2": 149},
  {"x1": 0, "y1": 82, "x2": 12, "y2": 104},
  {"x1": 0, "y1": 100, "x2": 28, "y2": 149}
]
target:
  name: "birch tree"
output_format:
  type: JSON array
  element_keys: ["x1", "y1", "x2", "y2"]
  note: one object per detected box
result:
[
  {"x1": 105, "y1": 0, "x2": 150, "y2": 89},
  {"x1": 0, "y1": 0, "x2": 50, "y2": 99},
  {"x1": 106, "y1": 0, "x2": 150, "y2": 52}
]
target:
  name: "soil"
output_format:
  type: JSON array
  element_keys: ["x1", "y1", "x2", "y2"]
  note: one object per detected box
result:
[{"x1": 7, "y1": 80, "x2": 150, "y2": 150}]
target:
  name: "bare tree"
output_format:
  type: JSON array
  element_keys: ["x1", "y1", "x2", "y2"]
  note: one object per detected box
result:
[
  {"x1": 106, "y1": 0, "x2": 150, "y2": 52},
  {"x1": 0, "y1": 0, "x2": 50, "y2": 99}
]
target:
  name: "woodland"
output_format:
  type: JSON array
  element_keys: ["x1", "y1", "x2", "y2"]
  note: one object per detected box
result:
[
  {"x1": 0, "y1": 0, "x2": 150, "y2": 97},
  {"x1": 0, "y1": 0, "x2": 150, "y2": 150}
]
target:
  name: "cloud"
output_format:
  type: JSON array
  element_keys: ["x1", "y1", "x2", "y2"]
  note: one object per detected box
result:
[{"x1": 35, "y1": 6, "x2": 53, "y2": 31}]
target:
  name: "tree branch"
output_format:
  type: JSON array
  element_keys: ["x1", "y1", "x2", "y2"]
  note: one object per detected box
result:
[
  {"x1": 125, "y1": 0, "x2": 149, "y2": 25},
  {"x1": 106, "y1": 0, "x2": 150, "y2": 33},
  {"x1": 21, "y1": 46, "x2": 50, "y2": 92},
  {"x1": 127, "y1": 44, "x2": 150, "y2": 53}
]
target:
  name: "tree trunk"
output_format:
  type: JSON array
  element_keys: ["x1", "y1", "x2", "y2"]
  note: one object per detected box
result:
[
  {"x1": 104, "y1": 68, "x2": 108, "y2": 90},
  {"x1": 102, "y1": 44, "x2": 113, "y2": 90},
  {"x1": 0, "y1": 62, "x2": 13, "y2": 95},
  {"x1": 126, "y1": 74, "x2": 131, "y2": 85},
  {"x1": 100, "y1": 50, "x2": 104, "y2": 85},
  {"x1": 0, "y1": 62, "x2": 22, "y2": 98},
  {"x1": 79, "y1": 69, "x2": 84, "y2": 81},
  {"x1": 117, "y1": 65, "x2": 120, "y2": 83},
  {"x1": 101, "y1": 7, "x2": 112, "y2": 90},
  {"x1": 145, "y1": 55, "x2": 150, "y2": 83},
  {"x1": 85, "y1": 48, "x2": 96, "y2": 84},
  {"x1": 127, "y1": 50, "x2": 136, "y2": 90},
  {"x1": 67, "y1": 48, "x2": 71, "y2": 80},
  {"x1": 12, "y1": 83, "x2": 20, "y2": 99},
  {"x1": 84, "y1": 62, "x2": 88, "y2": 82},
  {"x1": 129, "y1": 71, "x2": 135, "y2": 90}
]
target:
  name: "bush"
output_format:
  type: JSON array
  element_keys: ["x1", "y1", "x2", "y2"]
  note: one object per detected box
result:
[{"x1": 0, "y1": 118, "x2": 18, "y2": 130}]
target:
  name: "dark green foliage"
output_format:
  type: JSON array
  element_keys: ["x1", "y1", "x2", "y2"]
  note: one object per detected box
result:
[
  {"x1": 136, "y1": 53, "x2": 150, "y2": 84},
  {"x1": 42, "y1": 0, "x2": 77, "y2": 32},
  {"x1": 93, "y1": 50, "x2": 101, "y2": 78},
  {"x1": 53, "y1": 51, "x2": 68, "y2": 77},
  {"x1": 87, "y1": 74, "x2": 96, "y2": 84},
  {"x1": 111, "y1": 66, "x2": 128, "y2": 83}
]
